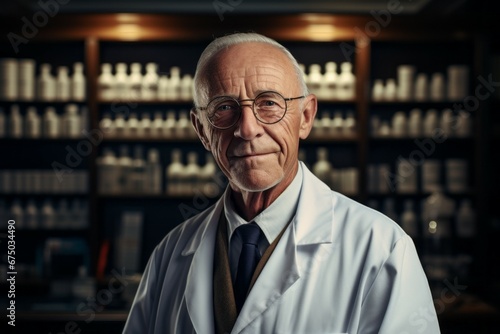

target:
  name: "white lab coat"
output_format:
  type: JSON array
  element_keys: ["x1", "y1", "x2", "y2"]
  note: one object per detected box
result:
[{"x1": 123, "y1": 162, "x2": 440, "y2": 334}]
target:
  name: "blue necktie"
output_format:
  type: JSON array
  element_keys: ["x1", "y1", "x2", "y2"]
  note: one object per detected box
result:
[{"x1": 234, "y1": 223, "x2": 262, "y2": 312}]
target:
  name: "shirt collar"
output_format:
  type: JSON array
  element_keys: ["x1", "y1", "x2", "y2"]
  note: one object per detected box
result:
[{"x1": 224, "y1": 162, "x2": 303, "y2": 245}]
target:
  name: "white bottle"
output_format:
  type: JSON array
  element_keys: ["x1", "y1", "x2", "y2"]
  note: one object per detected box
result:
[
  {"x1": 423, "y1": 109, "x2": 439, "y2": 137},
  {"x1": 9, "y1": 104, "x2": 23, "y2": 138},
  {"x1": 152, "y1": 111, "x2": 164, "y2": 138},
  {"x1": 0, "y1": 108, "x2": 5, "y2": 137},
  {"x1": 142, "y1": 62, "x2": 159, "y2": 101},
  {"x1": 99, "y1": 112, "x2": 114, "y2": 137},
  {"x1": 176, "y1": 110, "x2": 190, "y2": 139},
  {"x1": 312, "y1": 148, "x2": 332, "y2": 187},
  {"x1": 384, "y1": 79, "x2": 397, "y2": 101},
  {"x1": 37, "y1": 63, "x2": 56, "y2": 101},
  {"x1": 163, "y1": 110, "x2": 177, "y2": 138},
  {"x1": 41, "y1": 199, "x2": 56, "y2": 229},
  {"x1": 430, "y1": 73, "x2": 445, "y2": 101},
  {"x1": 139, "y1": 112, "x2": 152, "y2": 138},
  {"x1": 18, "y1": 59, "x2": 36, "y2": 101},
  {"x1": 97, "y1": 148, "x2": 118, "y2": 194},
  {"x1": 131, "y1": 146, "x2": 146, "y2": 193},
  {"x1": 98, "y1": 63, "x2": 115, "y2": 101},
  {"x1": 146, "y1": 148, "x2": 162, "y2": 194},
  {"x1": 56, "y1": 66, "x2": 71, "y2": 102},
  {"x1": 307, "y1": 64, "x2": 322, "y2": 97},
  {"x1": 64, "y1": 104, "x2": 80, "y2": 138},
  {"x1": 157, "y1": 75, "x2": 169, "y2": 101},
  {"x1": 319, "y1": 111, "x2": 331, "y2": 138},
  {"x1": 71, "y1": 62, "x2": 86, "y2": 101},
  {"x1": 372, "y1": 79, "x2": 385, "y2": 101},
  {"x1": 200, "y1": 154, "x2": 219, "y2": 197},
  {"x1": 401, "y1": 200, "x2": 418, "y2": 238},
  {"x1": 396, "y1": 65, "x2": 415, "y2": 101},
  {"x1": 1, "y1": 58, "x2": 18, "y2": 100},
  {"x1": 114, "y1": 63, "x2": 129, "y2": 100},
  {"x1": 343, "y1": 111, "x2": 356, "y2": 136},
  {"x1": 379, "y1": 121, "x2": 391, "y2": 137},
  {"x1": 338, "y1": 62, "x2": 356, "y2": 100},
  {"x1": 391, "y1": 111, "x2": 407, "y2": 138},
  {"x1": 396, "y1": 159, "x2": 417, "y2": 193},
  {"x1": 11, "y1": 199, "x2": 24, "y2": 229},
  {"x1": 331, "y1": 111, "x2": 344, "y2": 136},
  {"x1": 129, "y1": 62, "x2": 143, "y2": 101},
  {"x1": 440, "y1": 108, "x2": 453, "y2": 137},
  {"x1": 117, "y1": 146, "x2": 133, "y2": 193},
  {"x1": 180, "y1": 74, "x2": 193, "y2": 101},
  {"x1": 166, "y1": 149, "x2": 184, "y2": 196},
  {"x1": 127, "y1": 113, "x2": 139, "y2": 138},
  {"x1": 414, "y1": 73, "x2": 428, "y2": 101},
  {"x1": 167, "y1": 66, "x2": 181, "y2": 100},
  {"x1": 113, "y1": 112, "x2": 126, "y2": 138},
  {"x1": 25, "y1": 199, "x2": 38, "y2": 229},
  {"x1": 456, "y1": 199, "x2": 475, "y2": 238},
  {"x1": 322, "y1": 62, "x2": 338, "y2": 100},
  {"x1": 185, "y1": 152, "x2": 200, "y2": 196},
  {"x1": 408, "y1": 108, "x2": 422, "y2": 138},
  {"x1": 25, "y1": 106, "x2": 41, "y2": 138}
]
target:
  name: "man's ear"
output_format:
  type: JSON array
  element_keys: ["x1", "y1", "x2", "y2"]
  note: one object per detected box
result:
[
  {"x1": 190, "y1": 108, "x2": 211, "y2": 151},
  {"x1": 299, "y1": 94, "x2": 318, "y2": 140}
]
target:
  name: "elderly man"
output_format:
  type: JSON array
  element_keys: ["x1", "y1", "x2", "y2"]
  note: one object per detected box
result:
[{"x1": 123, "y1": 33, "x2": 440, "y2": 334}]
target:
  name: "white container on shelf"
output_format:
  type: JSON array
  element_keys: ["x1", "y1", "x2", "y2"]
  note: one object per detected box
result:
[
  {"x1": 371, "y1": 79, "x2": 385, "y2": 101},
  {"x1": 71, "y1": 62, "x2": 86, "y2": 102},
  {"x1": 307, "y1": 64, "x2": 322, "y2": 97},
  {"x1": 429, "y1": 72, "x2": 445, "y2": 101},
  {"x1": 166, "y1": 149, "x2": 184, "y2": 196},
  {"x1": 414, "y1": 73, "x2": 428, "y2": 102},
  {"x1": 396, "y1": 159, "x2": 417, "y2": 193},
  {"x1": 397, "y1": 65, "x2": 415, "y2": 101},
  {"x1": 127, "y1": 113, "x2": 139, "y2": 138},
  {"x1": 176, "y1": 110, "x2": 190, "y2": 139},
  {"x1": 25, "y1": 106, "x2": 41, "y2": 138},
  {"x1": 331, "y1": 111, "x2": 344, "y2": 136},
  {"x1": 391, "y1": 111, "x2": 407, "y2": 137},
  {"x1": 131, "y1": 145, "x2": 146, "y2": 193},
  {"x1": 319, "y1": 111, "x2": 331, "y2": 138},
  {"x1": 113, "y1": 112, "x2": 127, "y2": 138},
  {"x1": 378, "y1": 120, "x2": 391, "y2": 137},
  {"x1": 41, "y1": 199, "x2": 56, "y2": 229},
  {"x1": 163, "y1": 110, "x2": 177, "y2": 138},
  {"x1": 440, "y1": 108, "x2": 453, "y2": 136},
  {"x1": 384, "y1": 78, "x2": 397, "y2": 101},
  {"x1": 157, "y1": 75, "x2": 169, "y2": 101},
  {"x1": 152, "y1": 111, "x2": 164, "y2": 138},
  {"x1": 167, "y1": 66, "x2": 181, "y2": 100},
  {"x1": 343, "y1": 111, "x2": 356, "y2": 136},
  {"x1": 98, "y1": 63, "x2": 115, "y2": 101},
  {"x1": 9, "y1": 104, "x2": 23, "y2": 138},
  {"x1": 312, "y1": 148, "x2": 332, "y2": 187},
  {"x1": 185, "y1": 152, "x2": 200, "y2": 196},
  {"x1": 99, "y1": 112, "x2": 114, "y2": 137},
  {"x1": 129, "y1": 62, "x2": 143, "y2": 101},
  {"x1": 200, "y1": 153, "x2": 219, "y2": 197},
  {"x1": 338, "y1": 62, "x2": 355, "y2": 100},
  {"x1": 139, "y1": 112, "x2": 151, "y2": 138},
  {"x1": 25, "y1": 199, "x2": 38, "y2": 229},
  {"x1": 117, "y1": 146, "x2": 133, "y2": 193},
  {"x1": 423, "y1": 109, "x2": 439, "y2": 137},
  {"x1": 447, "y1": 65, "x2": 469, "y2": 101},
  {"x1": 18, "y1": 59, "x2": 36, "y2": 101},
  {"x1": 0, "y1": 58, "x2": 18, "y2": 101},
  {"x1": 180, "y1": 74, "x2": 193, "y2": 101},
  {"x1": 37, "y1": 63, "x2": 56, "y2": 101},
  {"x1": 408, "y1": 108, "x2": 423, "y2": 138},
  {"x1": 114, "y1": 63, "x2": 129, "y2": 100},
  {"x1": 322, "y1": 62, "x2": 338, "y2": 100},
  {"x1": 146, "y1": 148, "x2": 162, "y2": 194},
  {"x1": 63, "y1": 104, "x2": 80, "y2": 138},
  {"x1": 56, "y1": 66, "x2": 71, "y2": 102},
  {"x1": 142, "y1": 62, "x2": 159, "y2": 101},
  {"x1": 97, "y1": 148, "x2": 118, "y2": 194},
  {"x1": 422, "y1": 160, "x2": 441, "y2": 193}
]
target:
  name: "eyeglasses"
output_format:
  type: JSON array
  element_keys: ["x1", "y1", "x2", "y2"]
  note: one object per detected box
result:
[{"x1": 195, "y1": 91, "x2": 305, "y2": 129}]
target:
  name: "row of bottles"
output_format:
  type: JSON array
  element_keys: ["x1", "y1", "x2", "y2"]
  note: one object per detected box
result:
[
  {"x1": 99, "y1": 110, "x2": 197, "y2": 139},
  {"x1": 309, "y1": 148, "x2": 358, "y2": 195},
  {"x1": 367, "y1": 159, "x2": 469, "y2": 194},
  {"x1": 97, "y1": 146, "x2": 223, "y2": 197},
  {"x1": 311, "y1": 110, "x2": 356, "y2": 138},
  {"x1": 367, "y1": 195, "x2": 475, "y2": 239},
  {"x1": 372, "y1": 64, "x2": 469, "y2": 102},
  {"x1": 371, "y1": 108, "x2": 472, "y2": 138},
  {"x1": 98, "y1": 63, "x2": 192, "y2": 101},
  {"x1": 0, "y1": 198, "x2": 88, "y2": 229},
  {"x1": 0, "y1": 104, "x2": 88, "y2": 139},
  {"x1": 0, "y1": 58, "x2": 86, "y2": 102},
  {"x1": 299, "y1": 62, "x2": 356, "y2": 100},
  {"x1": 0, "y1": 169, "x2": 88, "y2": 194}
]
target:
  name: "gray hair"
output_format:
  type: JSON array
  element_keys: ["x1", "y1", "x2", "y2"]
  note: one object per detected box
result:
[{"x1": 192, "y1": 32, "x2": 309, "y2": 108}]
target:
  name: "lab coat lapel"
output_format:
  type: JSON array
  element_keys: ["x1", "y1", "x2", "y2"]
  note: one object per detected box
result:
[
  {"x1": 232, "y1": 163, "x2": 335, "y2": 333},
  {"x1": 183, "y1": 198, "x2": 225, "y2": 334}
]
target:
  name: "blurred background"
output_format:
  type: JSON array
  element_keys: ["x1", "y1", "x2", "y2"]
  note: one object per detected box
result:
[{"x1": 0, "y1": 0, "x2": 499, "y2": 332}]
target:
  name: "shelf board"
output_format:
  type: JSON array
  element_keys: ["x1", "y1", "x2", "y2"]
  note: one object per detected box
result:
[
  {"x1": 102, "y1": 135, "x2": 200, "y2": 143},
  {"x1": 317, "y1": 98, "x2": 356, "y2": 104},
  {"x1": 370, "y1": 100, "x2": 465, "y2": 107},
  {"x1": 367, "y1": 191, "x2": 475, "y2": 198},
  {"x1": 0, "y1": 137, "x2": 86, "y2": 142},
  {"x1": 305, "y1": 134, "x2": 359, "y2": 142},
  {"x1": 369, "y1": 136, "x2": 474, "y2": 141},
  {"x1": 0, "y1": 100, "x2": 87, "y2": 105},
  {"x1": 97, "y1": 99, "x2": 192, "y2": 105},
  {"x1": 97, "y1": 193, "x2": 205, "y2": 200}
]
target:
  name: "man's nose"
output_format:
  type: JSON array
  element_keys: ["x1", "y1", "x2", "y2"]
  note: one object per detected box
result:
[{"x1": 233, "y1": 104, "x2": 263, "y2": 140}]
